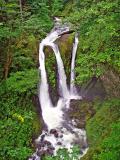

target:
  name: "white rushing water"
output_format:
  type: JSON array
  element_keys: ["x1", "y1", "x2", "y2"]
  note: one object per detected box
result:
[
  {"x1": 29, "y1": 19, "x2": 88, "y2": 160},
  {"x1": 70, "y1": 34, "x2": 79, "y2": 95}
]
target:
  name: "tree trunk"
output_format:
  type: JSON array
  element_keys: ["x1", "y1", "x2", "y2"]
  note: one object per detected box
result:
[{"x1": 19, "y1": 0, "x2": 23, "y2": 22}]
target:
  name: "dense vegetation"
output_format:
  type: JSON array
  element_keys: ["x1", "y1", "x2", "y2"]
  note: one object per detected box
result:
[
  {"x1": 82, "y1": 99, "x2": 120, "y2": 160},
  {"x1": 0, "y1": 0, "x2": 120, "y2": 160},
  {"x1": 63, "y1": 1, "x2": 120, "y2": 160},
  {"x1": 62, "y1": 0, "x2": 120, "y2": 84},
  {"x1": 0, "y1": 0, "x2": 57, "y2": 159}
]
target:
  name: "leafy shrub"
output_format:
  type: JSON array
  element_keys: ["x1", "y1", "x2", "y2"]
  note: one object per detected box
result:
[
  {"x1": 0, "y1": 69, "x2": 40, "y2": 160},
  {"x1": 44, "y1": 146, "x2": 80, "y2": 160},
  {"x1": 6, "y1": 69, "x2": 39, "y2": 93},
  {"x1": 82, "y1": 99, "x2": 120, "y2": 160},
  {"x1": 64, "y1": 0, "x2": 120, "y2": 84}
]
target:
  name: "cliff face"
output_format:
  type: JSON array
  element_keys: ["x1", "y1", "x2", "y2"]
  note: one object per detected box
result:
[
  {"x1": 45, "y1": 32, "x2": 75, "y2": 79},
  {"x1": 80, "y1": 67, "x2": 120, "y2": 160},
  {"x1": 101, "y1": 66, "x2": 120, "y2": 98}
]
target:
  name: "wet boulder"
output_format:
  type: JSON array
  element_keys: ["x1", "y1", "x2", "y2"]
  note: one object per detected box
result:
[
  {"x1": 50, "y1": 129, "x2": 59, "y2": 138},
  {"x1": 44, "y1": 140, "x2": 52, "y2": 146},
  {"x1": 57, "y1": 142, "x2": 62, "y2": 145},
  {"x1": 69, "y1": 100, "x2": 95, "y2": 129}
]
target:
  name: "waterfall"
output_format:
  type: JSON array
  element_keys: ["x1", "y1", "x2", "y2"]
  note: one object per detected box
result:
[
  {"x1": 29, "y1": 20, "x2": 88, "y2": 160},
  {"x1": 52, "y1": 44, "x2": 69, "y2": 98},
  {"x1": 70, "y1": 34, "x2": 79, "y2": 95},
  {"x1": 39, "y1": 43, "x2": 53, "y2": 109}
]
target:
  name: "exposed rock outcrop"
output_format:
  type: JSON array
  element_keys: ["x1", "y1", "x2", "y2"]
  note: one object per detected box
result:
[{"x1": 101, "y1": 66, "x2": 120, "y2": 98}]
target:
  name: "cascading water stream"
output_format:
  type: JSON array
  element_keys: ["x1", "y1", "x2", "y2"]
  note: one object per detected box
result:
[
  {"x1": 39, "y1": 43, "x2": 53, "y2": 109},
  {"x1": 70, "y1": 34, "x2": 79, "y2": 96},
  {"x1": 52, "y1": 44, "x2": 69, "y2": 98},
  {"x1": 29, "y1": 19, "x2": 88, "y2": 160}
]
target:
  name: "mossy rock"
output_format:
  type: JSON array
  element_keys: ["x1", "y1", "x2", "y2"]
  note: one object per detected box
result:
[
  {"x1": 69, "y1": 99, "x2": 95, "y2": 129},
  {"x1": 81, "y1": 98, "x2": 120, "y2": 160},
  {"x1": 86, "y1": 99, "x2": 120, "y2": 146},
  {"x1": 31, "y1": 95, "x2": 43, "y2": 141},
  {"x1": 101, "y1": 66, "x2": 120, "y2": 98},
  {"x1": 57, "y1": 33, "x2": 75, "y2": 79},
  {"x1": 61, "y1": 0, "x2": 74, "y2": 17},
  {"x1": 43, "y1": 33, "x2": 75, "y2": 87}
]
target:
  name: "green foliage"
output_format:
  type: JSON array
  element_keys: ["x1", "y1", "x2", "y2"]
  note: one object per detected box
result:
[
  {"x1": 52, "y1": 0, "x2": 63, "y2": 15},
  {"x1": 0, "y1": 1, "x2": 59, "y2": 159},
  {"x1": 45, "y1": 53, "x2": 56, "y2": 87},
  {"x1": 93, "y1": 122, "x2": 120, "y2": 160},
  {"x1": 6, "y1": 69, "x2": 39, "y2": 93},
  {"x1": 0, "y1": 46, "x2": 39, "y2": 160},
  {"x1": 64, "y1": 0, "x2": 120, "y2": 84},
  {"x1": 0, "y1": 112, "x2": 33, "y2": 160},
  {"x1": 86, "y1": 99, "x2": 120, "y2": 146},
  {"x1": 0, "y1": 0, "x2": 22, "y2": 39},
  {"x1": 0, "y1": 91, "x2": 36, "y2": 160},
  {"x1": 0, "y1": 69, "x2": 40, "y2": 159},
  {"x1": 44, "y1": 146, "x2": 80, "y2": 160},
  {"x1": 82, "y1": 99, "x2": 120, "y2": 160}
]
